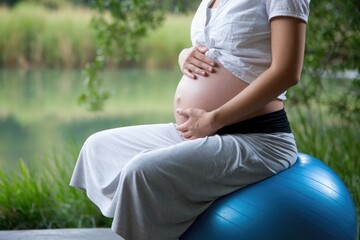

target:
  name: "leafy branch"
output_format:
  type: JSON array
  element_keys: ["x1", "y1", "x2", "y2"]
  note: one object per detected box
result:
[
  {"x1": 78, "y1": 0, "x2": 164, "y2": 111},
  {"x1": 288, "y1": 0, "x2": 360, "y2": 123}
]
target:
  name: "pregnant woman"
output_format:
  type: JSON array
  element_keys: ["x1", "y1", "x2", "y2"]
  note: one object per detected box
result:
[{"x1": 70, "y1": 0, "x2": 310, "y2": 239}]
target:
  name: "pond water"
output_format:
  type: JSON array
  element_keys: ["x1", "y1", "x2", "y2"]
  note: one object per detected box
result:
[{"x1": 0, "y1": 68, "x2": 180, "y2": 172}]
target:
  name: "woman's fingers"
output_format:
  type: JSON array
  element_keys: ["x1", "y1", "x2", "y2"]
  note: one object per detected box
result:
[
  {"x1": 192, "y1": 56, "x2": 214, "y2": 73},
  {"x1": 191, "y1": 48, "x2": 215, "y2": 72},
  {"x1": 176, "y1": 123, "x2": 191, "y2": 138},
  {"x1": 196, "y1": 45, "x2": 209, "y2": 53},
  {"x1": 176, "y1": 108, "x2": 201, "y2": 139},
  {"x1": 175, "y1": 109, "x2": 190, "y2": 132},
  {"x1": 184, "y1": 63, "x2": 207, "y2": 77},
  {"x1": 193, "y1": 48, "x2": 216, "y2": 69},
  {"x1": 175, "y1": 108, "x2": 189, "y2": 119},
  {"x1": 179, "y1": 46, "x2": 215, "y2": 78},
  {"x1": 183, "y1": 68, "x2": 196, "y2": 79},
  {"x1": 176, "y1": 126, "x2": 194, "y2": 140},
  {"x1": 181, "y1": 131, "x2": 193, "y2": 139},
  {"x1": 184, "y1": 59, "x2": 214, "y2": 78}
]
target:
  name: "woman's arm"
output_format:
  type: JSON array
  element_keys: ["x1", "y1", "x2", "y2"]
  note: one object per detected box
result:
[
  {"x1": 212, "y1": 16, "x2": 307, "y2": 127},
  {"x1": 176, "y1": 17, "x2": 307, "y2": 139}
]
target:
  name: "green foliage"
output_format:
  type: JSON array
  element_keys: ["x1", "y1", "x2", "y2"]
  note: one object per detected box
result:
[
  {"x1": 161, "y1": 0, "x2": 200, "y2": 13},
  {"x1": 288, "y1": 0, "x2": 360, "y2": 122},
  {"x1": 1, "y1": 0, "x2": 71, "y2": 9},
  {"x1": 0, "y1": 3, "x2": 96, "y2": 68},
  {"x1": 305, "y1": 1, "x2": 360, "y2": 72},
  {"x1": 329, "y1": 80, "x2": 360, "y2": 123},
  {"x1": 78, "y1": 0, "x2": 165, "y2": 111},
  {"x1": 0, "y1": 161, "x2": 52, "y2": 229},
  {"x1": 1, "y1": 0, "x2": 199, "y2": 11},
  {"x1": 0, "y1": 147, "x2": 112, "y2": 229},
  {"x1": 0, "y1": 5, "x2": 191, "y2": 70},
  {"x1": 139, "y1": 14, "x2": 192, "y2": 68},
  {"x1": 287, "y1": 103, "x2": 360, "y2": 225}
]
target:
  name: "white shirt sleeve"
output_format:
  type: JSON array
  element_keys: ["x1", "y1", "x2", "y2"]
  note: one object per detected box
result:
[{"x1": 266, "y1": 0, "x2": 310, "y2": 23}]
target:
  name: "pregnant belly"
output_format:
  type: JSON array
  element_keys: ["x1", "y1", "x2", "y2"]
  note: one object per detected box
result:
[{"x1": 173, "y1": 65, "x2": 248, "y2": 125}]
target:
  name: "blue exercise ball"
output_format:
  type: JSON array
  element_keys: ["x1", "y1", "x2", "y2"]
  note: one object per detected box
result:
[{"x1": 181, "y1": 153, "x2": 358, "y2": 240}]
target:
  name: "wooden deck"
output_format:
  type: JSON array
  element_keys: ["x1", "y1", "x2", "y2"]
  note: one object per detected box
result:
[{"x1": 0, "y1": 228, "x2": 124, "y2": 240}]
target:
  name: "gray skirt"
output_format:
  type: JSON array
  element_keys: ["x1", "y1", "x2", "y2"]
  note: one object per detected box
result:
[{"x1": 70, "y1": 123, "x2": 297, "y2": 240}]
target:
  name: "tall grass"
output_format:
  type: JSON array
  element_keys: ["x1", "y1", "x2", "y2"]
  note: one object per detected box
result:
[
  {"x1": 139, "y1": 14, "x2": 192, "y2": 68},
  {"x1": 0, "y1": 142, "x2": 112, "y2": 229},
  {"x1": 288, "y1": 104, "x2": 360, "y2": 218},
  {"x1": 0, "y1": 3, "x2": 97, "y2": 68},
  {"x1": 0, "y1": 3, "x2": 192, "y2": 69}
]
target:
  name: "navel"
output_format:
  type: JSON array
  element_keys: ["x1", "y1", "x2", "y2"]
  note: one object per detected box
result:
[{"x1": 175, "y1": 94, "x2": 182, "y2": 104}]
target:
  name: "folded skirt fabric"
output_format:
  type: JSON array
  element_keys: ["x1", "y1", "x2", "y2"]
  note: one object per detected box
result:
[{"x1": 70, "y1": 112, "x2": 297, "y2": 240}]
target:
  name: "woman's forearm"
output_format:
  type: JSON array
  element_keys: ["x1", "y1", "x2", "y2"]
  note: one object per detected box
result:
[{"x1": 212, "y1": 67, "x2": 298, "y2": 128}]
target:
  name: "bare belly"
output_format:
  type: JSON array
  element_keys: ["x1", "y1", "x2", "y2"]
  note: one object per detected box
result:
[{"x1": 173, "y1": 64, "x2": 283, "y2": 125}]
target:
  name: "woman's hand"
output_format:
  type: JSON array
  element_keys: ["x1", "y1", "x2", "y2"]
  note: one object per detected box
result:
[
  {"x1": 175, "y1": 108, "x2": 220, "y2": 140},
  {"x1": 178, "y1": 46, "x2": 216, "y2": 79}
]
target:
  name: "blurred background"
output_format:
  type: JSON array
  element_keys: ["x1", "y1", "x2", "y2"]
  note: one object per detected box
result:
[{"x1": 0, "y1": 0, "x2": 359, "y2": 233}]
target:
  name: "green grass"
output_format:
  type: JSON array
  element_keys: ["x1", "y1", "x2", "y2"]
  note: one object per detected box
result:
[
  {"x1": 0, "y1": 3, "x2": 96, "y2": 68},
  {"x1": 0, "y1": 143, "x2": 112, "y2": 229},
  {"x1": 139, "y1": 14, "x2": 192, "y2": 68},
  {"x1": 288, "y1": 104, "x2": 360, "y2": 216},
  {"x1": 0, "y1": 3, "x2": 192, "y2": 69}
]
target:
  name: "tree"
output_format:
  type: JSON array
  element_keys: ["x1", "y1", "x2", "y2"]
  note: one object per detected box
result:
[
  {"x1": 288, "y1": 0, "x2": 360, "y2": 122},
  {"x1": 77, "y1": 0, "x2": 164, "y2": 111}
]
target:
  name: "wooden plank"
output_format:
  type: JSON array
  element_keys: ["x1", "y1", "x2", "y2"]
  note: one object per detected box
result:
[{"x1": 0, "y1": 228, "x2": 124, "y2": 240}]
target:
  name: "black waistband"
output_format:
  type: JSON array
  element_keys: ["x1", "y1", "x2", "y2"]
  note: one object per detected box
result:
[{"x1": 216, "y1": 109, "x2": 292, "y2": 135}]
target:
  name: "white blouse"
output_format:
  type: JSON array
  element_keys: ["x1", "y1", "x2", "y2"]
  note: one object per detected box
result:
[{"x1": 190, "y1": 0, "x2": 310, "y2": 100}]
